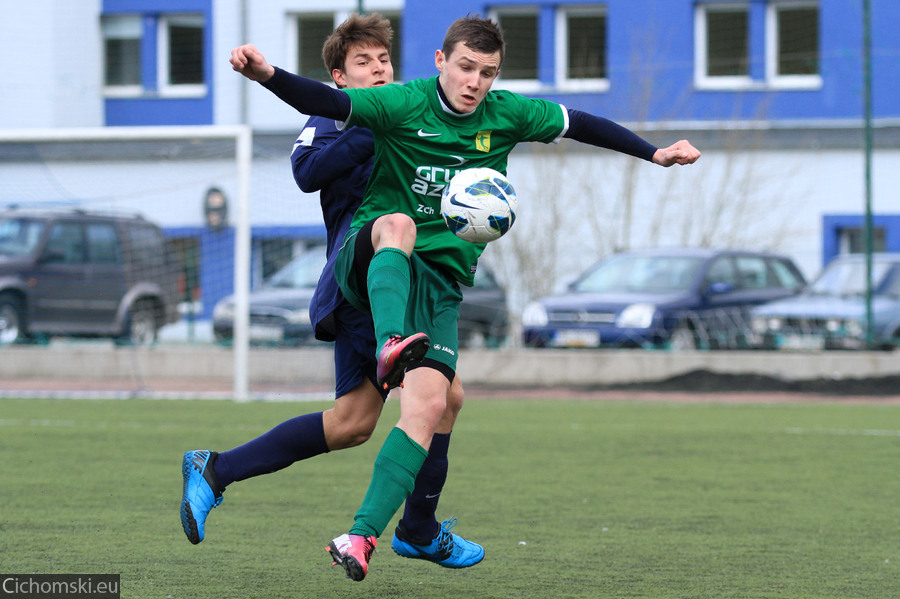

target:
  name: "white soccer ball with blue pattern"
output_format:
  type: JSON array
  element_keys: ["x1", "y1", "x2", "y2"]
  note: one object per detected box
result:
[{"x1": 441, "y1": 167, "x2": 518, "y2": 244}]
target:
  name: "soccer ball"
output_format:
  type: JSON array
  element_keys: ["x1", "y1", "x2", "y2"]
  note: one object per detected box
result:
[{"x1": 441, "y1": 167, "x2": 518, "y2": 243}]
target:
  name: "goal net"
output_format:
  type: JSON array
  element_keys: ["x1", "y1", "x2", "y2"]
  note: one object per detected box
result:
[{"x1": 0, "y1": 126, "x2": 284, "y2": 400}]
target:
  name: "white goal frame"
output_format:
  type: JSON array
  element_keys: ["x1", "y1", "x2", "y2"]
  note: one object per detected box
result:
[{"x1": 0, "y1": 125, "x2": 254, "y2": 401}]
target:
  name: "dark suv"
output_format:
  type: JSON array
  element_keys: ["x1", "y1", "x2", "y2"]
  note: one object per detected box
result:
[{"x1": 0, "y1": 209, "x2": 181, "y2": 345}]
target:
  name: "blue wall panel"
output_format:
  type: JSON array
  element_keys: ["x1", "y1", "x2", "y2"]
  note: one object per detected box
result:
[{"x1": 401, "y1": 0, "x2": 900, "y2": 123}]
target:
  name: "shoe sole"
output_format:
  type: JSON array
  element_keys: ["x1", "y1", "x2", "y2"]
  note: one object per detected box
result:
[
  {"x1": 326, "y1": 541, "x2": 367, "y2": 581},
  {"x1": 181, "y1": 453, "x2": 202, "y2": 544},
  {"x1": 378, "y1": 335, "x2": 430, "y2": 390}
]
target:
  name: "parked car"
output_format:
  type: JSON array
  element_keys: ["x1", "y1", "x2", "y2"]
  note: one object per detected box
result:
[
  {"x1": 0, "y1": 209, "x2": 181, "y2": 345},
  {"x1": 750, "y1": 253, "x2": 900, "y2": 351},
  {"x1": 213, "y1": 247, "x2": 509, "y2": 348},
  {"x1": 521, "y1": 248, "x2": 806, "y2": 350}
]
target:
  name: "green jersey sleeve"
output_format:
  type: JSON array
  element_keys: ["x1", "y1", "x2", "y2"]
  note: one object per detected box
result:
[
  {"x1": 344, "y1": 84, "x2": 420, "y2": 133},
  {"x1": 492, "y1": 90, "x2": 568, "y2": 144}
]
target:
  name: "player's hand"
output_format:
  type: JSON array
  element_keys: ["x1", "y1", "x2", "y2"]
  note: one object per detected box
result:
[
  {"x1": 230, "y1": 44, "x2": 275, "y2": 83},
  {"x1": 652, "y1": 140, "x2": 701, "y2": 167}
]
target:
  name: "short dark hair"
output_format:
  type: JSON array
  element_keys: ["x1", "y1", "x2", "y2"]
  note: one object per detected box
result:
[
  {"x1": 442, "y1": 15, "x2": 505, "y2": 66},
  {"x1": 321, "y1": 13, "x2": 393, "y2": 82}
]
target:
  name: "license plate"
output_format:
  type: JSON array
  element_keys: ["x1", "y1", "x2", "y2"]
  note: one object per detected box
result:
[
  {"x1": 551, "y1": 329, "x2": 600, "y2": 348},
  {"x1": 779, "y1": 334, "x2": 824, "y2": 351},
  {"x1": 248, "y1": 325, "x2": 284, "y2": 342}
]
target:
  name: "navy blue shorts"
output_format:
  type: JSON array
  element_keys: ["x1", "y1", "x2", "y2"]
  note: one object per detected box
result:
[{"x1": 331, "y1": 300, "x2": 388, "y2": 401}]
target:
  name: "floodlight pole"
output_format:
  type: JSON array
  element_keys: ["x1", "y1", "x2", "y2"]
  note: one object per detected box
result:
[{"x1": 863, "y1": 0, "x2": 874, "y2": 348}]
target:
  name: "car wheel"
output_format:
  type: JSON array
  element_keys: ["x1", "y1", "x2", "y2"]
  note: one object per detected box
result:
[
  {"x1": 0, "y1": 294, "x2": 26, "y2": 345},
  {"x1": 877, "y1": 331, "x2": 900, "y2": 352},
  {"x1": 121, "y1": 301, "x2": 158, "y2": 346},
  {"x1": 668, "y1": 325, "x2": 698, "y2": 351}
]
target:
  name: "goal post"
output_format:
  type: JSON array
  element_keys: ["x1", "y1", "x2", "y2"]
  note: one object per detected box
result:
[{"x1": 0, "y1": 125, "x2": 253, "y2": 400}]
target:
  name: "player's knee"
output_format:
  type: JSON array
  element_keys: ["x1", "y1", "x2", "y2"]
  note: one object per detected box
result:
[
  {"x1": 374, "y1": 213, "x2": 417, "y2": 251},
  {"x1": 325, "y1": 409, "x2": 379, "y2": 450},
  {"x1": 330, "y1": 420, "x2": 376, "y2": 449},
  {"x1": 340, "y1": 426, "x2": 374, "y2": 448},
  {"x1": 445, "y1": 380, "x2": 464, "y2": 417}
]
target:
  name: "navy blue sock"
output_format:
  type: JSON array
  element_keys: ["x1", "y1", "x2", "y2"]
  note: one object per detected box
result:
[
  {"x1": 399, "y1": 432, "x2": 450, "y2": 543},
  {"x1": 213, "y1": 412, "x2": 329, "y2": 488}
]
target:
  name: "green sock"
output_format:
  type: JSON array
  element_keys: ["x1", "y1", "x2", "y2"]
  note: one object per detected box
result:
[
  {"x1": 367, "y1": 248, "x2": 411, "y2": 348},
  {"x1": 350, "y1": 427, "x2": 428, "y2": 538}
]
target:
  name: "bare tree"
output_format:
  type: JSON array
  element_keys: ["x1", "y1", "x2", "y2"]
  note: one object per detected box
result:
[{"x1": 481, "y1": 24, "x2": 809, "y2": 344}]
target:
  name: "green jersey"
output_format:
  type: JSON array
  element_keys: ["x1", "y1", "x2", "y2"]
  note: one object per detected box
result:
[{"x1": 344, "y1": 76, "x2": 567, "y2": 286}]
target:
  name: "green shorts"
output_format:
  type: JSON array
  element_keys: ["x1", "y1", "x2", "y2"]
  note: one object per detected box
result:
[{"x1": 336, "y1": 226, "x2": 463, "y2": 372}]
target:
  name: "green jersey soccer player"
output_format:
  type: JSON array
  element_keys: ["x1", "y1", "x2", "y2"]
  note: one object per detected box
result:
[
  {"x1": 341, "y1": 74, "x2": 565, "y2": 286},
  {"x1": 231, "y1": 15, "x2": 699, "y2": 582}
]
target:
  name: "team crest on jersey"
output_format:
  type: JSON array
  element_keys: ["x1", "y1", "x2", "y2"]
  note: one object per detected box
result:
[{"x1": 475, "y1": 130, "x2": 491, "y2": 152}]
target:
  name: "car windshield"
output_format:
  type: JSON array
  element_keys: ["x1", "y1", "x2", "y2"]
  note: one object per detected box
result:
[
  {"x1": 809, "y1": 258, "x2": 897, "y2": 296},
  {"x1": 0, "y1": 218, "x2": 46, "y2": 257},
  {"x1": 266, "y1": 249, "x2": 326, "y2": 289},
  {"x1": 573, "y1": 255, "x2": 704, "y2": 294}
]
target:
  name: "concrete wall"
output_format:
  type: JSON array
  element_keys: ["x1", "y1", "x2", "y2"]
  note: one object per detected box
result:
[{"x1": 1, "y1": 345, "x2": 895, "y2": 389}]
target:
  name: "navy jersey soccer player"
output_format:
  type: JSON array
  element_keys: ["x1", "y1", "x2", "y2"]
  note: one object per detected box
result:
[
  {"x1": 183, "y1": 15, "x2": 482, "y2": 574},
  {"x1": 292, "y1": 116, "x2": 385, "y2": 396}
]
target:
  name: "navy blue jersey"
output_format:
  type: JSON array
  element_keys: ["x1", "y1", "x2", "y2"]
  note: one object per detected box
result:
[{"x1": 291, "y1": 116, "x2": 374, "y2": 341}]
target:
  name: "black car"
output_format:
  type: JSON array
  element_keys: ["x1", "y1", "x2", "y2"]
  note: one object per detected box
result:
[
  {"x1": 213, "y1": 247, "x2": 509, "y2": 348},
  {"x1": 0, "y1": 209, "x2": 181, "y2": 345},
  {"x1": 521, "y1": 248, "x2": 806, "y2": 350}
]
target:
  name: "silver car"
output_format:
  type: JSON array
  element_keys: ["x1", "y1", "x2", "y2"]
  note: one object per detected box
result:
[{"x1": 751, "y1": 253, "x2": 900, "y2": 351}]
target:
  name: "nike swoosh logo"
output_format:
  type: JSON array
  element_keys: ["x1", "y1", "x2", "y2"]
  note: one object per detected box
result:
[
  {"x1": 425, "y1": 493, "x2": 441, "y2": 499},
  {"x1": 448, "y1": 194, "x2": 477, "y2": 209},
  {"x1": 417, "y1": 129, "x2": 441, "y2": 137}
]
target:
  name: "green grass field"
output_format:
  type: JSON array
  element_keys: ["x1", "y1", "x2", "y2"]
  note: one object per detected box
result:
[{"x1": 1, "y1": 394, "x2": 897, "y2": 598}]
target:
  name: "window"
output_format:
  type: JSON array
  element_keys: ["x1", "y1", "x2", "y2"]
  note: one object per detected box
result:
[
  {"x1": 102, "y1": 11, "x2": 207, "y2": 98},
  {"x1": 86, "y1": 223, "x2": 120, "y2": 265},
  {"x1": 696, "y1": 1, "x2": 820, "y2": 90},
  {"x1": 44, "y1": 222, "x2": 85, "y2": 265},
  {"x1": 102, "y1": 15, "x2": 142, "y2": 92},
  {"x1": 385, "y1": 13, "x2": 403, "y2": 81},
  {"x1": 840, "y1": 227, "x2": 886, "y2": 255},
  {"x1": 294, "y1": 12, "x2": 403, "y2": 83},
  {"x1": 494, "y1": 10, "x2": 539, "y2": 82},
  {"x1": 556, "y1": 7, "x2": 608, "y2": 91},
  {"x1": 770, "y1": 259, "x2": 805, "y2": 289},
  {"x1": 125, "y1": 224, "x2": 169, "y2": 275},
  {"x1": 159, "y1": 15, "x2": 205, "y2": 95},
  {"x1": 696, "y1": 4, "x2": 750, "y2": 87},
  {"x1": 735, "y1": 256, "x2": 769, "y2": 289},
  {"x1": 296, "y1": 15, "x2": 335, "y2": 82},
  {"x1": 705, "y1": 257, "x2": 739, "y2": 288},
  {"x1": 767, "y1": 2, "x2": 820, "y2": 87}
]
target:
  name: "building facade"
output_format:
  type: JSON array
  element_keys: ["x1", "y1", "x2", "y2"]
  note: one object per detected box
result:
[{"x1": 2, "y1": 0, "x2": 898, "y2": 317}]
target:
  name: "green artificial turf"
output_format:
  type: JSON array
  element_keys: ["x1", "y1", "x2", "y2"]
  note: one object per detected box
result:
[{"x1": 0, "y1": 395, "x2": 897, "y2": 598}]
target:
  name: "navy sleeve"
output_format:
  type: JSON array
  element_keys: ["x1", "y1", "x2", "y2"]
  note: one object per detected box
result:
[
  {"x1": 261, "y1": 67, "x2": 352, "y2": 121},
  {"x1": 291, "y1": 119, "x2": 374, "y2": 193},
  {"x1": 564, "y1": 108, "x2": 658, "y2": 162}
]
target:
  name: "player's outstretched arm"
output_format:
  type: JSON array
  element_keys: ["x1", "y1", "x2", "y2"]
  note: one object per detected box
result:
[
  {"x1": 230, "y1": 44, "x2": 352, "y2": 122},
  {"x1": 652, "y1": 140, "x2": 701, "y2": 167},
  {"x1": 230, "y1": 44, "x2": 275, "y2": 83}
]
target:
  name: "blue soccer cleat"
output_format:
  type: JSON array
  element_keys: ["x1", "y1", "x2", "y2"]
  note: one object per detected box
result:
[
  {"x1": 181, "y1": 450, "x2": 224, "y2": 544},
  {"x1": 391, "y1": 517, "x2": 484, "y2": 568}
]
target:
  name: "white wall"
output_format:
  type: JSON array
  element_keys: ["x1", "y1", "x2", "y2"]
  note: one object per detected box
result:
[
  {"x1": 501, "y1": 145, "x2": 900, "y2": 286},
  {"x1": 1, "y1": 0, "x2": 103, "y2": 128}
]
